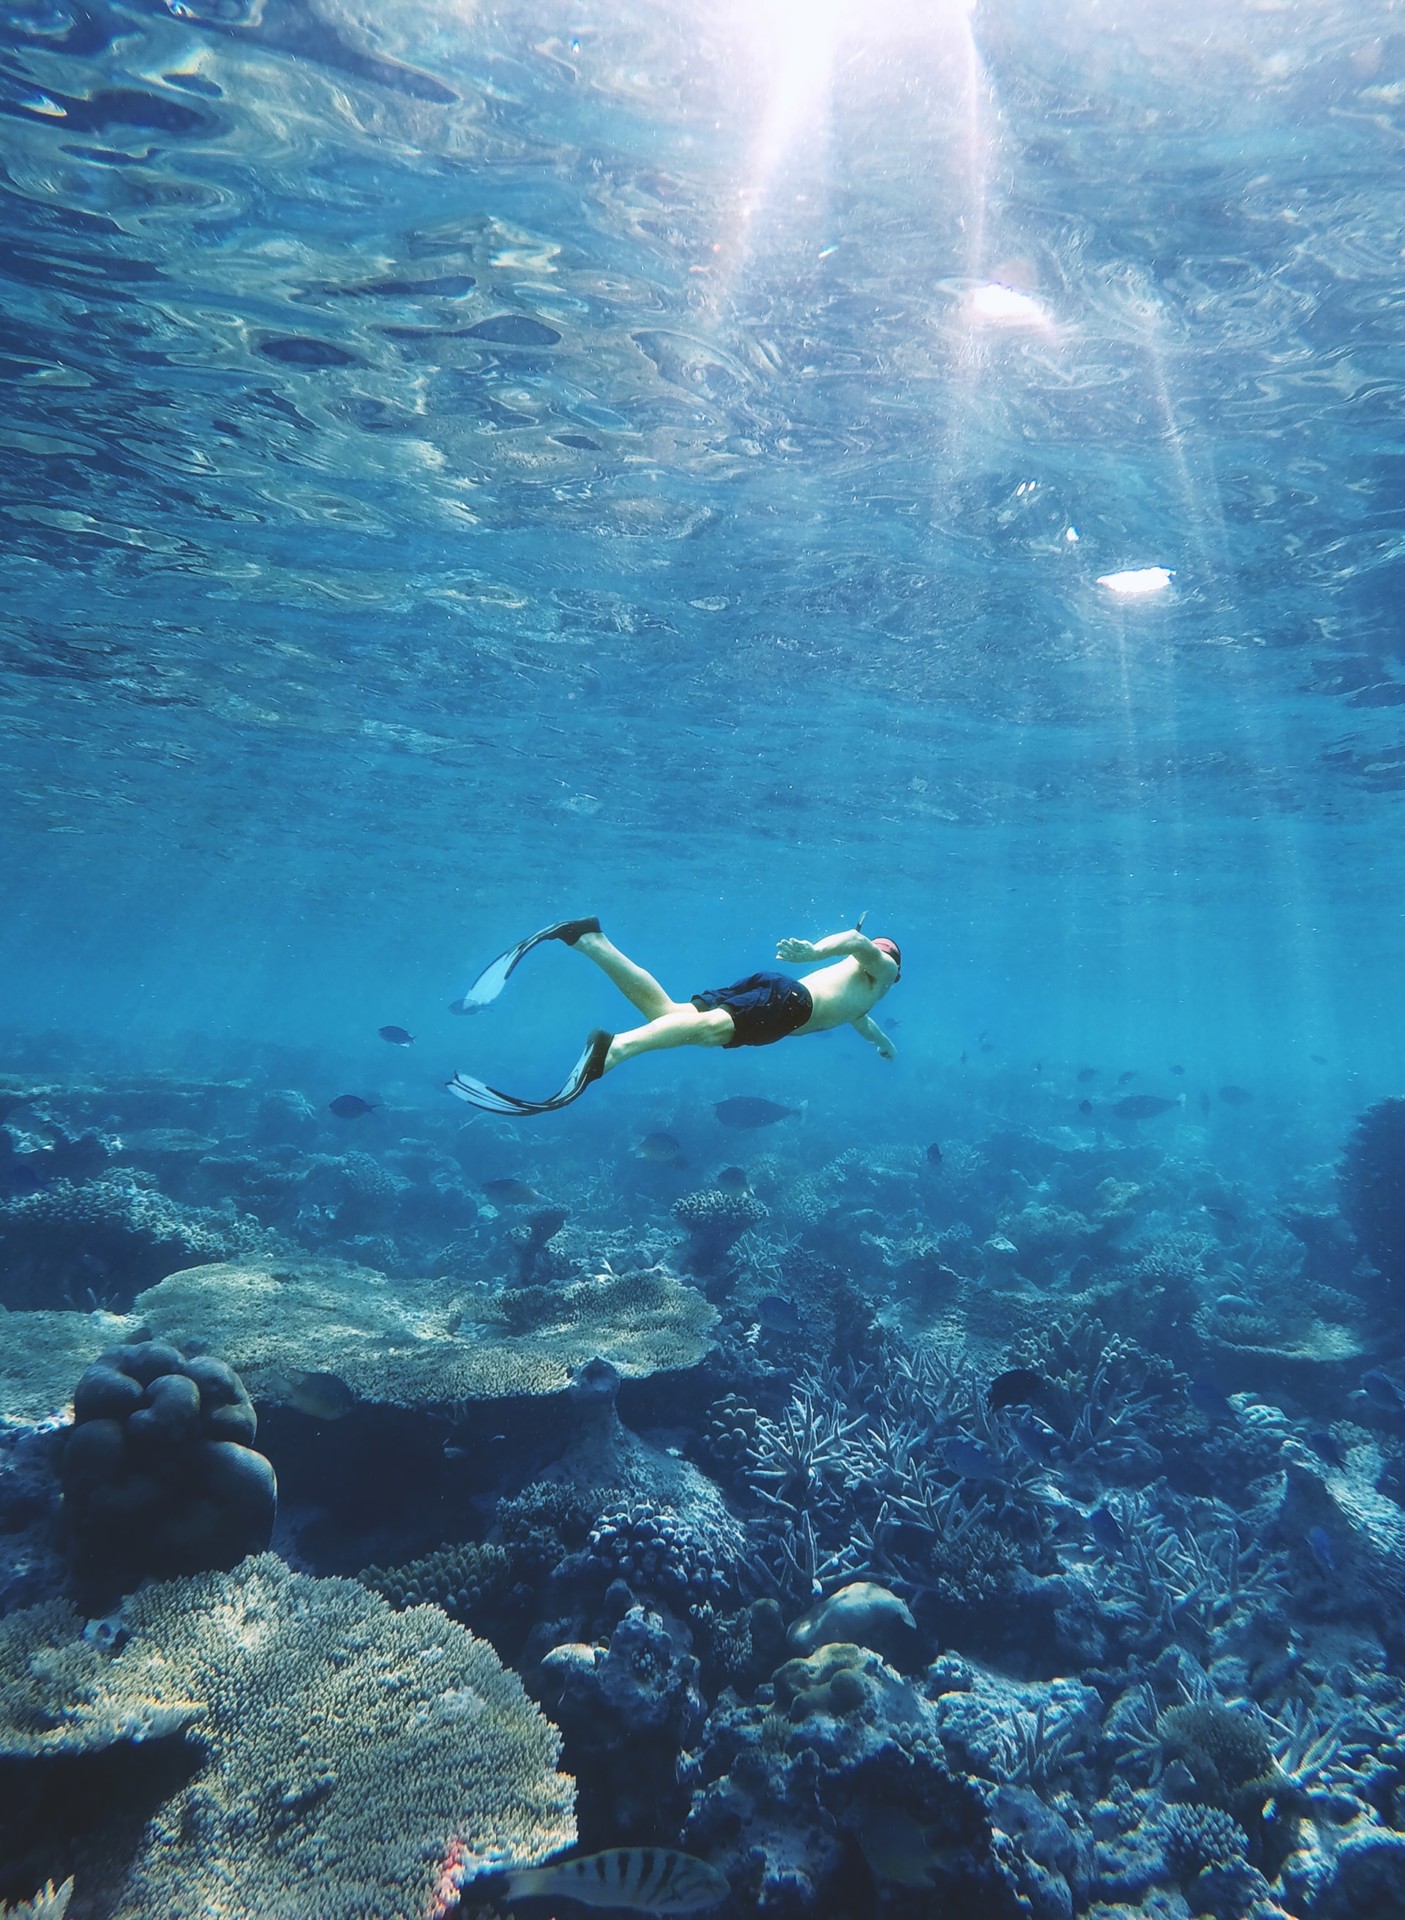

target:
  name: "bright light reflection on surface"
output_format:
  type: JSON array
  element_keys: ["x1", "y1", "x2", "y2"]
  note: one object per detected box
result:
[
  {"x1": 969, "y1": 282, "x2": 1048, "y2": 325},
  {"x1": 1097, "y1": 566, "x2": 1175, "y2": 598}
]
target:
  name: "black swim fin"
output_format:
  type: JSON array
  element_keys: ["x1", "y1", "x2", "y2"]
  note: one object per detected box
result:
[
  {"x1": 449, "y1": 918, "x2": 600, "y2": 1014},
  {"x1": 445, "y1": 1030, "x2": 612, "y2": 1116}
]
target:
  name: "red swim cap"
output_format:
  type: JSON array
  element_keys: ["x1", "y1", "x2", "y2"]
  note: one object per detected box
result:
[{"x1": 872, "y1": 937, "x2": 901, "y2": 979}]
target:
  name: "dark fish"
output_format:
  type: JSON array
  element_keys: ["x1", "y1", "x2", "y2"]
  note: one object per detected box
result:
[
  {"x1": 1361, "y1": 1368, "x2": 1405, "y2": 1411},
  {"x1": 925, "y1": 1142, "x2": 943, "y2": 1165},
  {"x1": 377, "y1": 1025, "x2": 415, "y2": 1046},
  {"x1": 1088, "y1": 1504, "x2": 1124, "y2": 1552},
  {"x1": 757, "y1": 1294, "x2": 801, "y2": 1336},
  {"x1": 714, "y1": 1165, "x2": 751, "y2": 1195},
  {"x1": 636, "y1": 1131, "x2": 686, "y2": 1164},
  {"x1": 946, "y1": 1437, "x2": 1003, "y2": 1483},
  {"x1": 504, "y1": 1847, "x2": 728, "y2": 1913},
  {"x1": 1076, "y1": 1067, "x2": 1098, "y2": 1084},
  {"x1": 1117, "y1": 1070, "x2": 1138, "y2": 1086},
  {"x1": 1311, "y1": 1053, "x2": 1328, "y2": 1066},
  {"x1": 1307, "y1": 1525, "x2": 1336, "y2": 1574},
  {"x1": 1204, "y1": 1205, "x2": 1238, "y2": 1227},
  {"x1": 988, "y1": 1366, "x2": 1047, "y2": 1412},
  {"x1": 1067, "y1": 1253, "x2": 1096, "y2": 1287},
  {"x1": 328, "y1": 1094, "x2": 376, "y2": 1118},
  {"x1": 1219, "y1": 1084, "x2": 1253, "y2": 1106},
  {"x1": 1170, "y1": 1064, "x2": 1185, "y2": 1076},
  {"x1": 1077, "y1": 1098, "x2": 1094, "y2": 1116},
  {"x1": 1306, "y1": 1429, "x2": 1347, "y2": 1469},
  {"x1": 481, "y1": 1177, "x2": 540, "y2": 1205},
  {"x1": 282, "y1": 1369, "x2": 355, "y2": 1420},
  {"x1": 1188, "y1": 1376, "x2": 1233, "y2": 1419},
  {"x1": 1112, "y1": 1094, "x2": 1180, "y2": 1120},
  {"x1": 1199, "y1": 1090, "x2": 1212, "y2": 1117},
  {"x1": 714, "y1": 1096, "x2": 799, "y2": 1130}
]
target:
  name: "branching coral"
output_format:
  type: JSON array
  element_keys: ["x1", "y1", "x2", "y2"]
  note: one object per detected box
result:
[
  {"x1": 360, "y1": 1541, "x2": 511, "y2": 1628},
  {"x1": 1157, "y1": 1701, "x2": 1284, "y2": 1815},
  {"x1": 0, "y1": 1882, "x2": 73, "y2": 1920}
]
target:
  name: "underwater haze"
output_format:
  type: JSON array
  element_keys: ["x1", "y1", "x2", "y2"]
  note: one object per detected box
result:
[{"x1": 7, "y1": 1, "x2": 1405, "y2": 1918}]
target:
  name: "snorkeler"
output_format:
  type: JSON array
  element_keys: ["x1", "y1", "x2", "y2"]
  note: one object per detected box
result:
[{"x1": 445, "y1": 916, "x2": 900, "y2": 1116}]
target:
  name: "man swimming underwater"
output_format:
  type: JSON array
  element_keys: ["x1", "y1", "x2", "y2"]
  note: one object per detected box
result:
[{"x1": 446, "y1": 916, "x2": 900, "y2": 1116}]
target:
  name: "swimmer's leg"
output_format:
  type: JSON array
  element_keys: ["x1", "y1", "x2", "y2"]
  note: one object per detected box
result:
[
  {"x1": 573, "y1": 929, "x2": 686, "y2": 1022},
  {"x1": 601, "y1": 1005, "x2": 733, "y2": 1072}
]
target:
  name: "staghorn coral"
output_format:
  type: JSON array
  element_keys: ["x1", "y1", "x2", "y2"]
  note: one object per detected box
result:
[
  {"x1": 0, "y1": 1882, "x2": 73, "y2": 1920},
  {"x1": 0, "y1": 1554, "x2": 575, "y2": 1919},
  {"x1": 359, "y1": 1541, "x2": 511, "y2": 1628},
  {"x1": 132, "y1": 1256, "x2": 716, "y2": 1404},
  {"x1": 0, "y1": 1596, "x2": 205, "y2": 1757}
]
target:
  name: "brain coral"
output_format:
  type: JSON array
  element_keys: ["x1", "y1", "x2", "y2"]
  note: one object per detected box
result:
[
  {"x1": 133, "y1": 1256, "x2": 717, "y2": 1403},
  {"x1": 0, "y1": 1554, "x2": 575, "y2": 1919}
]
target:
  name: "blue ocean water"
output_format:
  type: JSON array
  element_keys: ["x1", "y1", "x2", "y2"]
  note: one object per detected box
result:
[{"x1": 4, "y1": 1, "x2": 1405, "y2": 1915}]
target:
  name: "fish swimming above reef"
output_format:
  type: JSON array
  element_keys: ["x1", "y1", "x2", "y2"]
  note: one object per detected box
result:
[
  {"x1": 756, "y1": 1294, "x2": 801, "y2": 1336},
  {"x1": 1219, "y1": 1084, "x2": 1254, "y2": 1106},
  {"x1": 714, "y1": 1096, "x2": 800, "y2": 1130},
  {"x1": 1361, "y1": 1368, "x2": 1405, "y2": 1414},
  {"x1": 1112, "y1": 1094, "x2": 1181, "y2": 1121},
  {"x1": 925, "y1": 1141, "x2": 943, "y2": 1165},
  {"x1": 1087, "y1": 1504, "x2": 1125, "y2": 1552},
  {"x1": 377, "y1": 1025, "x2": 414, "y2": 1046},
  {"x1": 272, "y1": 1369, "x2": 356, "y2": 1421},
  {"x1": 714, "y1": 1165, "x2": 751, "y2": 1194},
  {"x1": 481, "y1": 1177, "x2": 540, "y2": 1204},
  {"x1": 1076, "y1": 1067, "x2": 1098, "y2": 1084},
  {"x1": 328, "y1": 1094, "x2": 376, "y2": 1119},
  {"x1": 1078, "y1": 1098, "x2": 1094, "y2": 1116},
  {"x1": 945, "y1": 1437, "x2": 1003, "y2": 1483},
  {"x1": 1306, "y1": 1429, "x2": 1347, "y2": 1469},
  {"x1": 1117, "y1": 1069, "x2": 1138, "y2": 1085},
  {"x1": 636, "y1": 1130, "x2": 686, "y2": 1165},
  {"x1": 502, "y1": 1846, "x2": 728, "y2": 1912},
  {"x1": 987, "y1": 1366, "x2": 1048, "y2": 1412}
]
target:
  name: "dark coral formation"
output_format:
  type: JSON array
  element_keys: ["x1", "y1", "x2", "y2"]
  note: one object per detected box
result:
[
  {"x1": 1342, "y1": 1097, "x2": 1405, "y2": 1295},
  {"x1": 60, "y1": 1339, "x2": 275, "y2": 1603}
]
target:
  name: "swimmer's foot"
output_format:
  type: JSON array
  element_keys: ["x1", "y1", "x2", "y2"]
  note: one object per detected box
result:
[
  {"x1": 582, "y1": 1028, "x2": 613, "y2": 1083},
  {"x1": 548, "y1": 916, "x2": 601, "y2": 947}
]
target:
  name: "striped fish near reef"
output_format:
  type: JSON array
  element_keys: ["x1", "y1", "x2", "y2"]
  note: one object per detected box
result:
[{"x1": 504, "y1": 1847, "x2": 728, "y2": 1912}]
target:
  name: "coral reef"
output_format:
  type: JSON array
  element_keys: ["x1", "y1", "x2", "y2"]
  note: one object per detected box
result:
[
  {"x1": 1341, "y1": 1098, "x2": 1405, "y2": 1294},
  {"x1": 0, "y1": 1554, "x2": 575, "y2": 1918},
  {"x1": 132, "y1": 1256, "x2": 717, "y2": 1403},
  {"x1": 359, "y1": 1540, "x2": 512, "y2": 1628},
  {"x1": 0, "y1": 1883, "x2": 73, "y2": 1920}
]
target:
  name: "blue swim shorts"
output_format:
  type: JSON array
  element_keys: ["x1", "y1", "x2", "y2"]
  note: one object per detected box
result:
[{"x1": 690, "y1": 971, "x2": 814, "y2": 1048}]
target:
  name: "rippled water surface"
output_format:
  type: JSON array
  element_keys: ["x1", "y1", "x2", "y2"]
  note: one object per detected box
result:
[{"x1": 1, "y1": 0, "x2": 1403, "y2": 1077}]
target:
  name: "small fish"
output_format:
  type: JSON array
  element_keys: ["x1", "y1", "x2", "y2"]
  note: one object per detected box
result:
[
  {"x1": 282, "y1": 1369, "x2": 355, "y2": 1421},
  {"x1": 1204, "y1": 1205, "x2": 1238, "y2": 1226},
  {"x1": 1076, "y1": 1067, "x2": 1099, "y2": 1084},
  {"x1": 757, "y1": 1294, "x2": 801, "y2": 1336},
  {"x1": 1077, "y1": 1098, "x2": 1094, "y2": 1116},
  {"x1": 328, "y1": 1094, "x2": 376, "y2": 1119},
  {"x1": 946, "y1": 1437, "x2": 1003, "y2": 1483},
  {"x1": 1310, "y1": 1053, "x2": 1328, "y2": 1066},
  {"x1": 1170, "y1": 1063, "x2": 1185, "y2": 1075},
  {"x1": 714, "y1": 1096, "x2": 799, "y2": 1130},
  {"x1": 1199, "y1": 1090, "x2": 1212, "y2": 1117},
  {"x1": 925, "y1": 1141, "x2": 943, "y2": 1165},
  {"x1": 503, "y1": 1847, "x2": 728, "y2": 1913},
  {"x1": 1307, "y1": 1525, "x2": 1336, "y2": 1574},
  {"x1": 714, "y1": 1165, "x2": 751, "y2": 1194},
  {"x1": 988, "y1": 1366, "x2": 1047, "y2": 1412},
  {"x1": 1012, "y1": 1412, "x2": 1060, "y2": 1465},
  {"x1": 1117, "y1": 1070, "x2": 1138, "y2": 1086},
  {"x1": 481, "y1": 1177, "x2": 540, "y2": 1205},
  {"x1": 377, "y1": 1025, "x2": 414, "y2": 1046},
  {"x1": 1188, "y1": 1376, "x2": 1233, "y2": 1419},
  {"x1": 1088, "y1": 1504, "x2": 1125, "y2": 1552},
  {"x1": 1219, "y1": 1084, "x2": 1254, "y2": 1106},
  {"x1": 1306, "y1": 1429, "x2": 1347, "y2": 1469},
  {"x1": 636, "y1": 1131, "x2": 686, "y2": 1165},
  {"x1": 1361, "y1": 1368, "x2": 1405, "y2": 1411},
  {"x1": 1112, "y1": 1094, "x2": 1180, "y2": 1120}
]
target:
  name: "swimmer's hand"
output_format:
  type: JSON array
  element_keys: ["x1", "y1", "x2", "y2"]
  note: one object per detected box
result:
[{"x1": 777, "y1": 937, "x2": 821, "y2": 962}]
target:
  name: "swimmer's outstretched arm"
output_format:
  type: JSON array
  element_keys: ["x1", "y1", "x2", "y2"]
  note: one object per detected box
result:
[
  {"x1": 777, "y1": 931, "x2": 898, "y2": 979},
  {"x1": 853, "y1": 1014, "x2": 897, "y2": 1061}
]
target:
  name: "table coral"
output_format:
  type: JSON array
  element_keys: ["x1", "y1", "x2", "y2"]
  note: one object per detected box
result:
[
  {"x1": 129, "y1": 1256, "x2": 717, "y2": 1404},
  {"x1": 0, "y1": 1554, "x2": 575, "y2": 1919}
]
